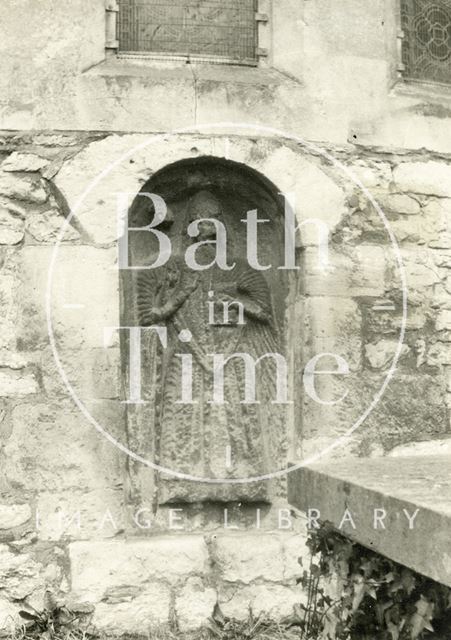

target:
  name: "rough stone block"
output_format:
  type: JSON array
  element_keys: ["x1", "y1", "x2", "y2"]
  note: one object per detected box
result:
[
  {"x1": 69, "y1": 536, "x2": 209, "y2": 601},
  {"x1": 426, "y1": 342, "x2": 451, "y2": 367},
  {"x1": 1, "y1": 152, "x2": 50, "y2": 173},
  {"x1": 260, "y1": 148, "x2": 346, "y2": 244},
  {"x1": 175, "y1": 577, "x2": 217, "y2": 631},
  {"x1": 0, "y1": 598, "x2": 20, "y2": 634},
  {"x1": 304, "y1": 297, "x2": 362, "y2": 371},
  {"x1": 0, "y1": 174, "x2": 47, "y2": 204},
  {"x1": 214, "y1": 533, "x2": 285, "y2": 584},
  {"x1": 92, "y1": 584, "x2": 171, "y2": 636},
  {"x1": 436, "y1": 310, "x2": 451, "y2": 332},
  {"x1": 0, "y1": 545, "x2": 42, "y2": 600},
  {"x1": 387, "y1": 248, "x2": 441, "y2": 298},
  {"x1": 0, "y1": 370, "x2": 38, "y2": 396},
  {"x1": 365, "y1": 340, "x2": 410, "y2": 370},
  {"x1": 360, "y1": 373, "x2": 449, "y2": 452},
  {"x1": 40, "y1": 346, "x2": 120, "y2": 400},
  {"x1": 393, "y1": 161, "x2": 451, "y2": 198},
  {"x1": 0, "y1": 207, "x2": 24, "y2": 245},
  {"x1": 26, "y1": 209, "x2": 80, "y2": 244},
  {"x1": 18, "y1": 246, "x2": 119, "y2": 350},
  {"x1": 219, "y1": 584, "x2": 305, "y2": 620},
  {"x1": 375, "y1": 193, "x2": 420, "y2": 215},
  {"x1": 0, "y1": 504, "x2": 31, "y2": 530},
  {"x1": 302, "y1": 245, "x2": 385, "y2": 297},
  {"x1": 4, "y1": 402, "x2": 123, "y2": 495},
  {"x1": 348, "y1": 162, "x2": 392, "y2": 188},
  {"x1": 0, "y1": 274, "x2": 18, "y2": 350},
  {"x1": 36, "y1": 488, "x2": 124, "y2": 541}
]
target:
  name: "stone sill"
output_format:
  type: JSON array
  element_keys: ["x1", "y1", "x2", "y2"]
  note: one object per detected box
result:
[
  {"x1": 392, "y1": 78, "x2": 451, "y2": 105},
  {"x1": 78, "y1": 57, "x2": 312, "y2": 135},
  {"x1": 84, "y1": 57, "x2": 299, "y2": 87},
  {"x1": 287, "y1": 456, "x2": 451, "y2": 588}
]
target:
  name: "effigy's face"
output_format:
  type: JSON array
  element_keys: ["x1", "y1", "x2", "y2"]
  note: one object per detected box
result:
[{"x1": 194, "y1": 218, "x2": 218, "y2": 240}]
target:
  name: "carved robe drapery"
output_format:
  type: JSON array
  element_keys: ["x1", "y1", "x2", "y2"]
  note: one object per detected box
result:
[{"x1": 135, "y1": 191, "x2": 287, "y2": 503}]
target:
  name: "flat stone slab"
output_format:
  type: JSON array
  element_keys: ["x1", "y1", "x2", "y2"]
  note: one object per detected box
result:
[{"x1": 287, "y1": 456, "x2": 451, "y2": 587}]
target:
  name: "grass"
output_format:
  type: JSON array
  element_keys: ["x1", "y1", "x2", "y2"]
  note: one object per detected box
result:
[
  {"x1": 2, "y1": 612, "x2": 306, "y2": 640},
  {"x1": 0, "y1": 596, "x2": 307, "y2": 640}
]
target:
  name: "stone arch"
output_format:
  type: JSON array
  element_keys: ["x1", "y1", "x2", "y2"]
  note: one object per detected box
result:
[
  {"x1": 121, "y1": 155, "x2": 299, "y2": 506},
  {"x1": 50, "y1": 133, "x2": 347, "y2": 513},
  {"x1": 53, "y1": 134, "x2": 345, "y2": 246}
]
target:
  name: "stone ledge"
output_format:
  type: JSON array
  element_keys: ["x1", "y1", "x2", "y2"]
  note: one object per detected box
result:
[
  {"x1": 77, "y1": 58, "x2": 331, "y2": 139},
  {"x1": 287, "y1": 456, "x2": 451, "y2": 587}
]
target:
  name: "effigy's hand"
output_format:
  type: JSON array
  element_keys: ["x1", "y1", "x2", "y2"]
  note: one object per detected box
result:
[{"x1": 181, "y1": 274, "x2": 199, "y2": 297}]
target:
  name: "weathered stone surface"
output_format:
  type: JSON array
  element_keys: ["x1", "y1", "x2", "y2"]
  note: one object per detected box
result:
[
  {"x1": 261, "y1": 149, "x2": 346, "y2": 244},
  {"x1": 175, "y1": 577, "x2": 217, "y2": 631},
  {"x1": 54, "y1": 134, "x2": 207, "y2": 244},
  {"x1": 0, "y1": 207, "x2": 24, "y2": 244},
  {"x1": 361, "y1": 373, "x2": 449, "y2": 451},
  {"x1": 36, "y1": 489, "x2": 124, "y2": 541},
  {"x1": 0, "y1": 174, "x2": 47, "y2": 204},
  {"x1": 393, "y1": 161, "x2": 451, "y2": 198},
  {"x1": 304, "y1": 297, "x2": 362, "y2": 371},
  {"x1": 40, "y1": 347, "x2": 120, "y2": 400},
  {"x1": 0, "y1": 504, "x2": 31, "y2": 530},
  {"x1": 18, "y1": 246, "x2": 118, "y2": 350},
  {"x1": 2, "y1": 152, "x2": 49, "y2": 173},
  {"x1": 0, "y1": 370, "x2": 38, "y2": 396},
  {"x1": 288, "y1": 457, "x2": 451, "y2": 588},
  {"x1": 4, "y1": 402, "x2": 123, "y2": 495},
  {"x1": 365, "y1": 340, "x2": 410, "y2": 370},
  {"x1": 214, "y1": 534, "x2": 285, "y2": 584},
  {"x1": 302, "y1": 245, "x2": 385, "y2": 297},
  {"x1": 92, "y1": 585, "x2": 171, "y2": 636},
  {"x1": 422, "y1": 198, "x2": 451, "y2": 249},
  {"x1": 426, "y1": 342, "x2": 451, "y2": 367},
  {"x1": 69, "y1": 536, "x2": 209, "y2": 601},
  {"x1": 387, "y1": 248, "x2": 441, "y2": 298},
  {"x1": 282, "y1": 532, "x2": 310, "y2": 581},
  {"x1": 0, "y1": 598, "x2": 20, "y2": 633},
  {"x1": 0, "y1": 546, "x2": 42, "y2": 600},
  {"x1": 348, "y1": 162, "x2": 392, "y2": 188},
  {"x1": 219, "y1": 584, "x2": 305, "y2": 620},
  {"x1": 0, "y1": 274, "x2": 17, "y2": 350},
  {"x1": 436, "y1": 310, "x2": 451, "y2": 332},
  {"x1": 388, "y1": 439, "x2": 451, "y2": 457},
  {"x1": 54, "y1": 135, "x2": 345, "y2": 245},
  {"x1": 26, "y1": 209, "x2": 80, "y2": 243},
  {"x1": 0, "y1": 352, "x2": 27, "y2": 369},
  {"x1": 376, "y1": 193, "x2": 420, "y2": 215}
]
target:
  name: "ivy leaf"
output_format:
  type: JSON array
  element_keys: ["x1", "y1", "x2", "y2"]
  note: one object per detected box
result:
[
  {"x1": 367, "y1": 587, "x2": 378, "y2": 600},
  {"x1": 351, "y1": 577, "x2": 366, "y2": 613},
  {"x1": 400, "y1": 569, "x2": 416, "y2": 595},
  {"x1": 386, "y1": 619, "x2": 400, "y2": 640},
  {"x1": 409, "y1": 596, "x2": 434, "y2": 639}
]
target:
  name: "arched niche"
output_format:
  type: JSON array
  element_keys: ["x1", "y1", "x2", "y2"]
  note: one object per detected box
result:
[{"x1": 121, "y1": 157, "x2": 300, "y2": 506}]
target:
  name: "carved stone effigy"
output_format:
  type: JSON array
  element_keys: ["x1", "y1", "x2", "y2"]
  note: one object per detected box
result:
[{"x1": 123, "y1": 160, "x2": 291, "y2": 504}]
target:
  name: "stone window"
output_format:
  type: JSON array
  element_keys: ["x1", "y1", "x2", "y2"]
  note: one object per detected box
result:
[
  {"x1": 115, "y1": 0, "x2": 259, "y2": 65},
  {"x1": 400, "y1": 0, "x2": 451, "y2": 85}
]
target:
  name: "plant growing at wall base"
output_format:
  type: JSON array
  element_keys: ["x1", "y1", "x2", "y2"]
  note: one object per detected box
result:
[
  {"x1": 16, "y1": 592, "x2": 94, "y2": 640},
  {"x1": 298, "y1": 523, "x2": 451, "y2": 640}
]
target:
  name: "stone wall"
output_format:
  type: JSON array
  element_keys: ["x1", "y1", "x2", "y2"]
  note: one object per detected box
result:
[
  {"x1": 0, "y1": 131, "x2": 449, "y2": 634},
  {"x1": 2, "y1": 0, "x2": 451, "y2": 154}
]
